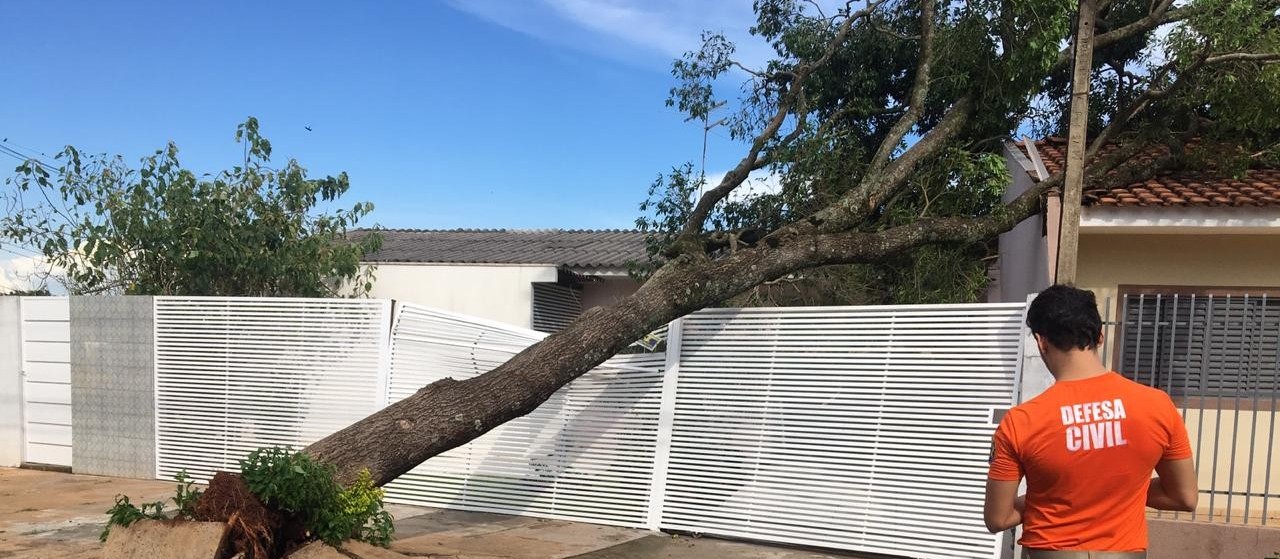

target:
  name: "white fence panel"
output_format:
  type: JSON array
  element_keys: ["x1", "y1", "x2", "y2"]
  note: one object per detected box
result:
[
  {"x1": 658, "y1": 304, "x2": 1023, "y2": 559},
  {"x1": 20, "y1": 296, "x2": 71, "y2": 467},
  {"x1": 382, "y1": 303, "x2": 665, "y2": 528},
  {"x1": 153, "y1": 297, "x2": 391, "y2": 481}
]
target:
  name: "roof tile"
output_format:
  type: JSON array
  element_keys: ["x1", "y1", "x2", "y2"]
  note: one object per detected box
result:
[
  {"x1": 353, "y1": 229, "x2": 648, "y2": 268},
  {"x1": 1014, "y1": 137, "x2": 1280, "y2": 208}
]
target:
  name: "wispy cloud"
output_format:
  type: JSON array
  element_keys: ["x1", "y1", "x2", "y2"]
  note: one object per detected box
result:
[{"x1": 445, "y1": 0, "x2": 783, "y2": 69}]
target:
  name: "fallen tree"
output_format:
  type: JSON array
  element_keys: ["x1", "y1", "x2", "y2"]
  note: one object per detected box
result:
[{"x1": 305, "y1": 0, "x2": 1280, "y2": 486}]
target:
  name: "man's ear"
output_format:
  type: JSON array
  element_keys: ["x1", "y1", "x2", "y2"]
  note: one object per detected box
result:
[{"x1": 1034, "y1": 333, "x2": 1050, "y2": 356}]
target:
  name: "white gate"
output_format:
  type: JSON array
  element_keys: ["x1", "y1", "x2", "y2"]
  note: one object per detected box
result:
[
  {"x1": 382, "y1": 303, "x2": 667, "y2": 527},
  {"x1": 655, "y1": 304, "x2": 1023, "y2": 559},
  {"x1": 20, "y1": 296, "x2": 72, "y2": 467},
  {"x1": 152, "y1": 297, "x2": 391, "y2": 480},
  {"x1": 148, "y1": 298, "x2": 1021, "y2": 559}
]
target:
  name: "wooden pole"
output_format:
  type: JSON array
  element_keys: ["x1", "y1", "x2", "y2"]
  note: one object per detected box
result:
[{"x1": 1055, "y1": 0, "x2": 1097, "y2": 285}]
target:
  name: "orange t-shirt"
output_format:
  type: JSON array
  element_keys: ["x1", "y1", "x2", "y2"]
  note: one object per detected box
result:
[{"x1": 988, "y1": 372, "x2": 1192, "y2": 551}]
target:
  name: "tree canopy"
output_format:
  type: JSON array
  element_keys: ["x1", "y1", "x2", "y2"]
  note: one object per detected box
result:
[
  {"x1": 305, "y1": 0, "x2": 1280, "y2": 488},
  {"x1": 636, "y1": 0, "x2": 1280, "y2": 305},
  {"x1": 1, "y1": 118, "x2": 381, "y2": 296}
]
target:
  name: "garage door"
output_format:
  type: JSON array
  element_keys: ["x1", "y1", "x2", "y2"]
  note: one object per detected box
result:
[{"x1": 21, "y1": 296, "x2": 71, "y2": 467}]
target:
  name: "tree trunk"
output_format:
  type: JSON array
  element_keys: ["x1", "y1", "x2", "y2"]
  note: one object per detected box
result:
[{"x1": 304, "y1": 200, "x2": 1044, "y2": 486}]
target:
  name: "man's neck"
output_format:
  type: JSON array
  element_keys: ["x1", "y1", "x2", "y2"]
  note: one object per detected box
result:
[{"x1": 1048, "y1": 351, "x2": 1109, "y2": 382}]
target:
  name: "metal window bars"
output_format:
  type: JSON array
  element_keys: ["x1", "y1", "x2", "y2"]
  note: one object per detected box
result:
[{"x1": 1107, "y1": 292, "x2": 1280, "y2": 526}]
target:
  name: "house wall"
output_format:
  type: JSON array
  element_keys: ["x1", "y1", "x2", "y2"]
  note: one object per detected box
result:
[
  {"x1": 366, "y1": 263, "x2": 558, "y2": 329},
  {"x1": 996, "y1": 151, "x2": 1052, "y2": 303},
  {"x1": 1077, "y1": 233, "x2": 1280, "y2": 307},
  {"x1": 0, "y1": 298, "x2": 22, "y2": 467},
  {"x1": 581, "y1": 277, "x2": 640, "y2": 310},
  {"x1": 1077, "y1": 232, "x2": 1280, "y2": 524}
]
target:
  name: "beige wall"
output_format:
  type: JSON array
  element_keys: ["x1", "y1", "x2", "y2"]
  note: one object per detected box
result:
[
  {"x1": 1148, "y1": 517, "x2": 1280, "y2": 558},
  {"x1": 1077, "y1": 233, "x2": 1280, "y2": 307},
  {"x1": 365, "y1": 263, "x2": 558, "y2": 329},
  {"x1": 1183, "y1": 408, "x2": 1280, "y2": 525}
]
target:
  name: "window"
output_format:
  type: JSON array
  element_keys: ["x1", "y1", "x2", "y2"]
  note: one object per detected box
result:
[
  {"x1": 1116, "y1": 286, "x2": 1280, "y2": 399},
  {"x1": 532, "y1": 282, "x2": 582, "y2": 333}
]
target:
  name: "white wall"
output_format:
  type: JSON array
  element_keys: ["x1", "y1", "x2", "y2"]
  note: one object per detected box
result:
[
  {"x1": 997, "y1": 151, "x2": 1052, "y2": 303},
  {"x1": 0, "y1": 298, "x2": 22, "y2": 466},
  {"x1": 367, "y1": 263, "x2": 558, "y2": 329}
]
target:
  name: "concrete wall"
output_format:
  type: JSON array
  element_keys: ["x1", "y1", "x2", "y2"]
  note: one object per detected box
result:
[
  {"x1": 366, "y1": 263, "x2": 558, "y2": 329},
  {"x1": 580, "y1": 277, "x2": 640, "y2": 310},
  {"x1": 70, "y1": 296, "x2": 155, "y2": 479},
  {"x1": 996, "y1": 152, "x2": 1052, "y2": 303},
  {"x1": 1149, "y1": 517, "x2": 1280, "y2": 558},
  {"x1": 0, "y1": 298, "x2": 21, "y2": 467}
]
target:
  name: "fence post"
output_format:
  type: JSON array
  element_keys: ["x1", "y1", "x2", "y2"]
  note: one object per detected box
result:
[
  {"x1": 646, "y1": 317, "x2": 683, "y2": 532},
  {"x1": 375, "y1": 300, "x2": 395, "y2": 409}
]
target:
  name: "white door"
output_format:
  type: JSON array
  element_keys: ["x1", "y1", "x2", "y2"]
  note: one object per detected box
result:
[{"x1": 20, "y1": 296, "x2": 71, "y2": 467}]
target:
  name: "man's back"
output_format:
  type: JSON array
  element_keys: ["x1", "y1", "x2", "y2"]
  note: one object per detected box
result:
[{"x1": 989, "y1": 372, "x2": 1191, "y2": 551}]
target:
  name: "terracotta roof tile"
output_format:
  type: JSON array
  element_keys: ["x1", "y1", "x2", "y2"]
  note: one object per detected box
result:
[{"x1": 1015, "y1": 137, "x2": 1280, "y2": 208}]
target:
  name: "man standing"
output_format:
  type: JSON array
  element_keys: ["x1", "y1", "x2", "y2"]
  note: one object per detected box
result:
[{"x1": 984, "y1": 285, "x2": 1198, "y2": 558}]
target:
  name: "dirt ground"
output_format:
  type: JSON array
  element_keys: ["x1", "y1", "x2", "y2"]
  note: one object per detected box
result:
[{"x1": 0, "y1": 468, "x2": 866, "y2": 559}]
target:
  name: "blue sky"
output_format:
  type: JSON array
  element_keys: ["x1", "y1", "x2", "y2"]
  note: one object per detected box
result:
[{"x1": 0, "y1": 0, "x2": 778, "y2": 237}]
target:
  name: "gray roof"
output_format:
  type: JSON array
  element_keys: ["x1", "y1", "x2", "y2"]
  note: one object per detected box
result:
[{"x1": 357, "y1": 229, "x2": 648, "y2": 269}]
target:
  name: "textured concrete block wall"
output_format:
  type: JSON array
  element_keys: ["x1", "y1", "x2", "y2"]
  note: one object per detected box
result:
[
  {"x1": 0, "y1": 298, "x2": 22, "y2": 467},
  {"x1": 70, "y1": 296, "x2": 155, "y2": 478}
]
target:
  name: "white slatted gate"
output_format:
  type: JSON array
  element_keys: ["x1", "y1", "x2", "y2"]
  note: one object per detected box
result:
[
  {"x1": 153, "y1": 297, "x2": 391, "y2": 480},
  {"x1": 382, "y1": 303, "x2": 666, "y2": 527},
  {"x1": 656, "y1": 304, "x2": 1023, "y2": 559},
  {"x1": 149, "y1": 298, "x2": 1020, "y2": 559},
  {"x1": 19, "y1": 296, "x2": 72, "y2": 467}
]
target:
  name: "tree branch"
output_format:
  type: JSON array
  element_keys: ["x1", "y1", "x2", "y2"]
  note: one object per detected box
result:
[
  {"x1": 866, "y1": 0, "x2": 937, "y2": 177},
  {"x1": 665, "y1": 0, "x2": 886, "y2": 257},
  {"x1": 1051, "y1": 0, "x2": 1192, "y2": 73},
  {"x1": 805, "y1": 96, "x2": 975, "y2": 233}
]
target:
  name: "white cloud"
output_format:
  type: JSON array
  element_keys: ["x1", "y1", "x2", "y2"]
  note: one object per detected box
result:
[
  {"x1": 0, "y1": 249, "x2": 65, "y2": 294},
  {"x1": 701, "y1": 169, "x2": 784, "y2": 203},
  {"x1": 444, "y1": 0, "x2": 811, "y2": 70}
]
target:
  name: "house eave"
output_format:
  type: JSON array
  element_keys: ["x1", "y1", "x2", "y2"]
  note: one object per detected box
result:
[{"x1": 1080, "y1": 206, "x2": 1280, "y2": 234}]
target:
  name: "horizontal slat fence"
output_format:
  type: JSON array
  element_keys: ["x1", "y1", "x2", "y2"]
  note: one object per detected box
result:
[
  {"x1": 151, "y1": 298, "x2": 1021, "y2": 559},
  {"x1": 381, "y1": 303, "x2": 666, "y2": 528},
  {"x1": 154, "y1": 297, "x2": 391, "y2": 480},
  {"x1": 659, "y1": 304, "x2": 1023, "y2": 559}
]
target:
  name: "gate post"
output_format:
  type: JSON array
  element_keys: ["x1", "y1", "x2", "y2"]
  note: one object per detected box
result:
[
  {"x1": 646, "y1": 317, "x2": 683, "y2": 532},
  {"x1": 0, "y1": 298, "x2": 22, "y2": 467}
]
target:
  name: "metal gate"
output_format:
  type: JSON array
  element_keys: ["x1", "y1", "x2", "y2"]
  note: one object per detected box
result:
[
  {"x1": 654, "y1": 304, "x2": 1024, "y2": 559},
  {"x1": 149, "y1": 298, "x2": 1021, "y2": 559},
  {"x1": 19, "y1": 296, "x2": 72, "y2": 467}
]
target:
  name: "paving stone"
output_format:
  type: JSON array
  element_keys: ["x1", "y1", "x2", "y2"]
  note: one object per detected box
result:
[{"x1": 101, "y1": 520, "x2": 228, "y2": 559}]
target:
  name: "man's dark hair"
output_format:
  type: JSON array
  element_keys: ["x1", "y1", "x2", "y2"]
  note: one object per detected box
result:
[{"x1": 1027, "y1": 285, "x2": 1103, "y2": 351}]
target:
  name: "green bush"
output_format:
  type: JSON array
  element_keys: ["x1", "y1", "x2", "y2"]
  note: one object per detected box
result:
[{"x1": 238, "y1": 446, "x2": 393, "y2": 546}]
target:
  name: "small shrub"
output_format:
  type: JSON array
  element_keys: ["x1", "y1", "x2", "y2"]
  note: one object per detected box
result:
[
  {"x1": 238, "y1": 446, "x2": 393, "y2": 546},
  {"x1": 172, "y1": 470, "x2": 202, "y2": 519},
  {"x1": 100, "y1": 495, "x2": 165, "y2": 542}
]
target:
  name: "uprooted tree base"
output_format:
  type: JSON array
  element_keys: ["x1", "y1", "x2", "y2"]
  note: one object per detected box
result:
[{"x1": 193, "y1": 472, "x2": 306, "y2": 559}]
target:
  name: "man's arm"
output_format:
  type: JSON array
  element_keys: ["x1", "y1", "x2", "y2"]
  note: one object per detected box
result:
[
  {"x1": 1147, "y1": 458, "x2": 1197, "y2": 512},
  {"x1": 984, "y1": 479, "x2": 1025, "y2": 533}
]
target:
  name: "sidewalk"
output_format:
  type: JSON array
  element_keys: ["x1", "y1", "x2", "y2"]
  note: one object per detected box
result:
[{"x1": 0, "y1": 468, "x2": 868, "y2": 559}]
